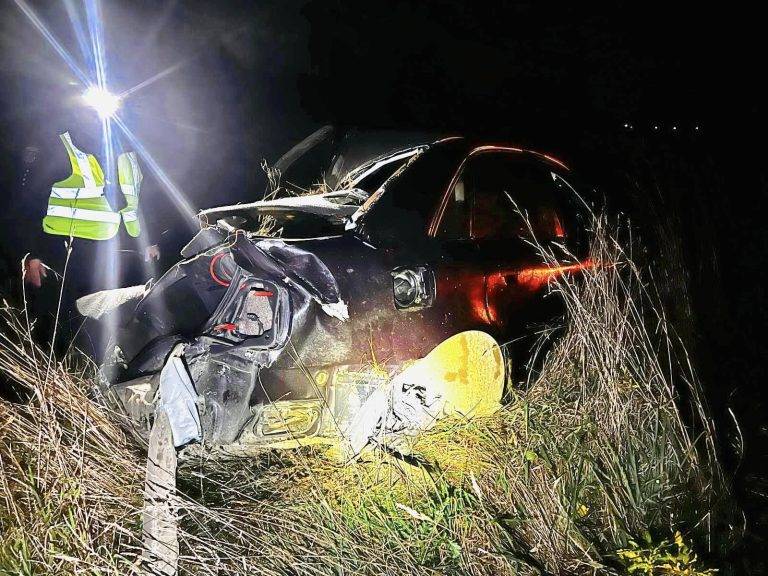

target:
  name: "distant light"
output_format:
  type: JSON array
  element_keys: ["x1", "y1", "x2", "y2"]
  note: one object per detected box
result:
[
  {"x1": 672, "y1": 125, "x2": 677, "y2": 131},
  {"x1": 695, "y1": 125, "x2": 700, "y2": 131},
  {"x1": 82, "y1": 86, "x2": 120, "y2": 119},
  {"x1": 653, "y1": 125, "x2": 659, "y2": 130}
]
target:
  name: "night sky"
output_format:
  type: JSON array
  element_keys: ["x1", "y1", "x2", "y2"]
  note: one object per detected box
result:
[{"x1": 1, "y1": 1, "x2": 762, "y2": 191}]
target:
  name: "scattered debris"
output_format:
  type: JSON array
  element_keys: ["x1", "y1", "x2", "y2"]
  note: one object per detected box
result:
[{"x1": 343, "y1": 331, "x2": 504, "y2": 458}]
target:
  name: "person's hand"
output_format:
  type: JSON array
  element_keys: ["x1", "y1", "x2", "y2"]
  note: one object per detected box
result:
[
  {"x1": 24, "y1": 258, "x2": 47, "y2": 288},
  {"x1": 144, "y1": 244, "x2": 161, "y2": 262}
]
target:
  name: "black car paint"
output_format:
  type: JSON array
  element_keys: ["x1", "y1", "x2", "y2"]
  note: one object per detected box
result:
[{"x1": 103, "y1": 137, "x2": 585, "y2": 446}]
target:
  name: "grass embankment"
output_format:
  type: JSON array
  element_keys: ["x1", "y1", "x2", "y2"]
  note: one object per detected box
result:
[{"x1": 0, "y1": 218, "x2": 729, "y2": 575}]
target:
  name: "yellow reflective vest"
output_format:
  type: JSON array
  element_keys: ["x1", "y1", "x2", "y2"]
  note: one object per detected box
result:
[
  {"x1": 118, "y1": 151, "x2": 143, "y2": 237},
  {"x1": 42, "y1": 133, "x2": 143, "y2": 240}
]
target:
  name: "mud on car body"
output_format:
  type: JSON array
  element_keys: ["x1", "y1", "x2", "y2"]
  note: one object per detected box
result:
[{"x1": 98, "y1": 130, "x2": 591, "y2": 452}]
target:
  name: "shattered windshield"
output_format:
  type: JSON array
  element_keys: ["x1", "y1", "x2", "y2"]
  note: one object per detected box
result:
[
  {"x1": 275, "y1": 126, "x2": 439, "y2": 193},
  {"x1": 202, "y1": 145, "x2": 428, "y2": 238},
  {"x1": 273, "y1": 126, "x2": 339, "y2": 195}
]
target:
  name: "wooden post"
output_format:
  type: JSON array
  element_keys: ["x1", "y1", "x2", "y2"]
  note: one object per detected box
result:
[{"x1": 142, "y1": 409, "x2": 179, "y2": 576}]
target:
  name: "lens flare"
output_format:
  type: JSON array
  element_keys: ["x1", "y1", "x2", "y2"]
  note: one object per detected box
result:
[
  {"x1": 13, "y1": 0, "x2": 90, "y2": 85},
  {"x1": 82, "y1": 86, "x2": 120, "y2": 119},
  {"x1": 113, "y1": 116, "x2": 199, "y2": 226}
]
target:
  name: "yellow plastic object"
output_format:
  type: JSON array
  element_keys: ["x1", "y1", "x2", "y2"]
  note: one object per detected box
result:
[
  {"x1": 393, "y1": 330, "x2": 505, "y2": 418},
  {"x1": 218, "y1": 332, "x2": 505, "y2": 457}
]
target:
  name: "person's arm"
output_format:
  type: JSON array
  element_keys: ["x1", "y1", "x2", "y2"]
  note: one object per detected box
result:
[
  {"x1": 23, "y1": 231, "x2": 68, "y2": 288},
  {"x1": 139, "y1": 198, "x2": 164, "y2": 262},
  {"x1": 16, "y1": 135, "x2": 71, "y2": 288}
]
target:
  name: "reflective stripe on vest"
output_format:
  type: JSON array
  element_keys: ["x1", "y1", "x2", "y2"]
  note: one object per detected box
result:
[
  {"x1": 42, "y1": 132, "x2": 119, "y2": 241},
  {"x1": 121, "y1": 209, "x2": 138, "y2": 222},
  {"x1": 50, "y1": 186, "x2": 105, "y2": 199},
  {"x1": 46, "y1": 204, "x2": 121, "y2": 223},
  {"x1": 118, "y1": 151, "x2": 143, "y2": 237}
]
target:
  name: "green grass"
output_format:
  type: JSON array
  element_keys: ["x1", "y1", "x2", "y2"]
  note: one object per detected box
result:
[{"x1": 0, "y1": 215, "x2": 733, "y2": 575}]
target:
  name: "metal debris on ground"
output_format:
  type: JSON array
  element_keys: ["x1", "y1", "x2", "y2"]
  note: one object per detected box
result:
[{"x1": 342, "y1": 331, "x2": 504, "y2": 459}]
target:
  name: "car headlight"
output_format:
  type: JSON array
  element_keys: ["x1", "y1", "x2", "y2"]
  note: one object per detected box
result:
[
  {"x1": 391, "y1": 266, "x2": 436, "y2": 310},
  {"x1": 393, "y1": 269, "x2": 420, "y2": 307}
]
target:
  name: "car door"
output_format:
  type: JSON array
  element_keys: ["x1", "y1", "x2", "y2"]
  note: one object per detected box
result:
[
  {"x1": 459, "y1": 151, "x2": 575, "y2": 341},
  {"x1": 381, "y1": 177, "x2": 488, "y2": 361},
  {"x1": 429, "y1": 170, "x2": 492, "y2": 331}
]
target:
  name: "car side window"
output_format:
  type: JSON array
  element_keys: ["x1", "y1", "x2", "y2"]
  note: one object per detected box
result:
[
  {"x1": 353, "y1": 156, "x2": 411, "y2": 194},
  {"x1": 436, "y1": 174, "x2": 470, "y2": 239},
  {"x1": 467, "y1": 153, "x2": 566, "y2": 241}
]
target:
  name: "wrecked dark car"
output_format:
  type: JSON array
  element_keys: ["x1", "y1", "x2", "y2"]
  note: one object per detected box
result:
[{"x1": 94, "y1": 128, "x2": 591, "y2": 455}]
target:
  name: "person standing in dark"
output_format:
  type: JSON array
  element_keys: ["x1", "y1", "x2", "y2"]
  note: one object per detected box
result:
[{"x1": 3, "y1": 108, "x2": 177, "y2": 359}]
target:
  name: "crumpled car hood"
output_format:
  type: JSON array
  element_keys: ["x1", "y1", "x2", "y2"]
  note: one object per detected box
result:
[{"x1": 198, "y1": 189, "x2": 369, "y2": 229}]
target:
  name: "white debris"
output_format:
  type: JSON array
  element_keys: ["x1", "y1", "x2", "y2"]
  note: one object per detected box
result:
[
  {"x1": 321, "y1": 299, "x2": 349, "y2": 322},
  {"x1": 142, "y1": 409, "x2": 179, "y2": 576},
  {"x1": 76, "y1": 284, "x2": 147, "y2": 319},
  {"x1": 341, "y1": 331, "x2": 504, "y2": 460},
  {"x1": 158, "y1": 356, "x2": 201, "y2": 448}
]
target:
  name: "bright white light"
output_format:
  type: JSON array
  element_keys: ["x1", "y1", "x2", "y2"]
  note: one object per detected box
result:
[{"x1": 82, "y1": 86, "x2": 120, "y2": 119}]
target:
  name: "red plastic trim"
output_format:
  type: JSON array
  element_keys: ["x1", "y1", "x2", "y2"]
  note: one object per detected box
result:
[{"x1": 209, "y1": 252, "x2": 231, "y2": 287}]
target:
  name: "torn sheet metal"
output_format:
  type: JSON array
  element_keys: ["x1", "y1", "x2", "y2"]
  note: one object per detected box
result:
[
  {"x1": 236, "y1": 237, "x2": 349, "y2": 321},
  {"x1": 320, "y1": 300, "x2": 349, "y2": 322},
  {"x1": 255, "y1": 239, "x2": 342, "y2": 303},
  {"x1": 198, "y1": 189, "x2": 369, "y2": 224},
  {"x1": 158, "y1": 356, "x2": 202, "y2": 448}
]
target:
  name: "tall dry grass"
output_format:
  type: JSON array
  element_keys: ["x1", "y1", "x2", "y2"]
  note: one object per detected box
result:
[
  {"x1": 0, "y1": 306, "x2": 144, "y2": 574},
  {"x1": 0, "y1": 214, "x2": 731, "y2": 575}
]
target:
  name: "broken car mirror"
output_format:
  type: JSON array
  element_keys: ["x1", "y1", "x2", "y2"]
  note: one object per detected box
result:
[{"x1": 391, "y1": 266, "x2": 436, "y2": 310}]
